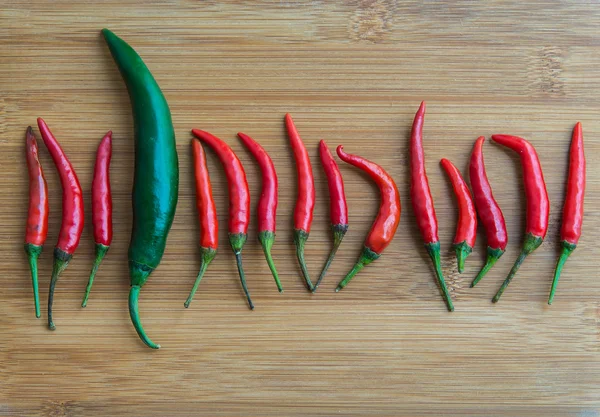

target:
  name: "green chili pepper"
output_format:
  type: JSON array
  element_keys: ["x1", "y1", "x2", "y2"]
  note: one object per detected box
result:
[{"x1": 102, "y1": 29, "x2": 179, "y2": 349}]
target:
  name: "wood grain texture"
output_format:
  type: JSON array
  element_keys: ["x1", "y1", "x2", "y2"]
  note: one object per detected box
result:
[{"x1": 1, "y1": 1, "x2": 599, "y2": 415}]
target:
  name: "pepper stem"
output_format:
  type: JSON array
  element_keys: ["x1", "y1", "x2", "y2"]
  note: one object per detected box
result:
[
  {"x1": 425, "y1": 242, "x2": 454, "y2": 312},
  {"x1": 184, "y1": 246, "x2": 217, "y2": 308},
  {"x1": 453, "y1": 241, "x2": 472, "y2": 274},
  {"x1": 230, "y1": 233, "x2": 254, "y2": 310},
  {"x1": 258, "y1": 231, "x2": 283, "y2": 293},
  {"x1": 493, "y1": 233, "x2": 543, "y2": 303},
  {"x1": 24, "y1": 243, "x2": 43, "y2": 318},
  {"x1": 128, "y1": 285, "x2": 160, "y2": 349},
  {"x1": 81, "y1": 243, "x2": 109, "y2": 308},
  {"x1": 314, "y1": 224, "x2": 348, "y2": 292},
  {"x1": 293, "y1": 229, "x2": 313, "y2": 291},
  {"x1": 48, "y1": 248, "x2": 72, "y2": 330},
  {"x1": 548, "y1": 241, "x2": 576, "y2": 305},
  {"x1": 235, "y1": 252, "x2": 254, "y2": 310},
  {"x1": 470, "y1": 247, "x2": 504, "y2": 288},
  {"x1": 335, "y1": 246, "x2": 380, "y2": 292}
]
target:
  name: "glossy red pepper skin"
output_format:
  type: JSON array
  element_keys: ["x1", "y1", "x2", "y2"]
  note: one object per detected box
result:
[
  {"x1": 491, "y1": 134, "x2": 549, "y2": 302},
  {"x1": 37, "y1": 118, "x2": 84, "y2": 329},
  {"x1": 192, "y1": 129, "x2": 254, "y2": 309},
  {"x1": 335, "y1": 146, "x2": 400, "y2": 291},
  {"x1": 185, "y1": 139, "x2": 218, "y2": 308},
  {"x1": 193, "y1": 140, "x2": 219, "y2": 250},
  {"x1": 469, "y1": 136, "x2": 508, "y2": 287},
  {"x1": 285, "y1": 113, "x2": 315, "y2": 291},
  {"x1": 24, "y1": 127, "x2": 49, "y2": 318},
  {"x1": 409, "y1": 102, "x2": 453, "y2": 311},
  {"x1": 82, "y1": 131, "x2": 113, "y2": 308},
  {"x1": 314, "y1": 140, "x2": 348, "y2": 291},
  {"x1": 238, "y1": 132, "x2": 282, "y2": 292},
  {"x1": 549, "y1": 122, "x2": 585, "y2": 304},
  {"x1": 440, "y1": 158, "x2": 477, "y2": 273}
]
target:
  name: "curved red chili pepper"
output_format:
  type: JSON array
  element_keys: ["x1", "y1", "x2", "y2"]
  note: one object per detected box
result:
[
  {"x1": 37, "y1": 118, "x2": 84, "y2": 330},
  {"x1": 469, "y1": 136, "x2": 508, "y2": 287},
  {"x1": 24, "y1": 126, "x2": 49, "y2": 318},
  {"x1": 185, "y1": 139, "x2": 218, "y2": 308},
  {"x1": 440, "y1": 158, "x2": 477, "y2": 274},
  {"x1": 491, "y1": 134, "x2": 549, "y2": 303},
  {"x1": 314, "y1": 140, "x2": 348, "y2": 292},
  {"x1": 191, "y1": 129, "x2": 253, "y2": 309},
  {"x1": 193, "y1": 140, "x2": 219, "y2": 250},
  {"x1": 335, "y1": 145, "x2": 400, "y2": 291},
  {"x1": 238, "y1": 132, "x2": 282, "y2": 292},
  {"x1": 82, "y1": 131, "x2": 113, "y2": 308},
  {"x1": 285, "y1": 113, "x2": 315, "y2": 291},
  {"x1": 409, "y1": 102, "x2": 453, "y2": 311},
  {"x1": 549, "y1": 122, "x2": 585, "y2": 304}
]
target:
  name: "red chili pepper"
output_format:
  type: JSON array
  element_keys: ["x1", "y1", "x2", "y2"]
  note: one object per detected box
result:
[
  {"x1": 82, "y1": 131, "x2": 112, "y2": 308},
  {"x1": 185, "y1": 139, "x2": 218, "y2": 308},
  {"x1": 549, "y1": 122, "x2": 585, "y2": 304},
  {"x1": 285, "y1": 114, "x2": 315, "y2": 291},
  {"x1": 409, "y1": 102, "x2": 453, "y2": 311},
  {"x1": 314, "y1": 140, "x2": 348, "y2": 292},
  {"x1": 440, "y1": 158, "x2": 477, "y2": 273},
  {"x1": 192, "y1": 129, "x2": 254, "y2": 309},
  {"x1": 334, "y1": 146, "x2": 400, "y2": 291},
  {"x1": 238, "y1": 132, "x2": 282, "y2": 292},
  {"x1": 37, "y1": 118, "x2": 84, "y2": 329},
  {"x1": 24, "y1": 127, "x2": 49, "y2": 318},
  {"x1": 491, "y1": 134, "x2": 549, "y2": 303},
  {"x1": 469, "y1": 136, "x2": 508, "y2": 287}
]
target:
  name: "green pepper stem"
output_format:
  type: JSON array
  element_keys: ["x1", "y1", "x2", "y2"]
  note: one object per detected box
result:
[
  {"x1": 81, "y1": 243, "x2": 109, "y2": 308},
  {"x1": 230, "y1": 233, "x2": 253, "y2": 309},
  {"x1": 493, "y1": 233, "x2": 543, "y2": 303},
  {"x1": 314, "y1": 224, "x2": 348, "y2": 292},
  {"x1": 24, "y1": 243, "x2": 42, "y2": 318},
  {"x1": 492, "y1": 252, "x2": 526, "y2": 303},
  {"x1": 548, "y1": 241, "x2": 576, "y2": 305},
  {"x1": 235, "y1": 252, "x2": 254, "y2": 310},
  {"x1": 293, "y1": 229, "x2": 313, "y2": 291},
  {"x1": 258, "y1": 231, "x2": 282, "y2": 293},
  {"x1": 335, "y1": 246, "x2": 380, "y2": 292},
  {"x1": 294, "y1": 229, "x2": 313, "y2": 291},
  {"x1": 453, "y1": 241, "x2": 472, "y2": 274},
  {"x1": 129, "y1": 285, "x2": 160, "y2": 349},
  {"x1": 425, "y1": 242, "x2": 454, "y2": 312},
  {"x1": 48, "y1": 248, "x2": 72, "y2": 330},
  {"x1": 470, "y1": 247, "x2": 504, "y2": 288},
  {"x1": 184, "y1": 246, "x2": 217, "y2": 308}
]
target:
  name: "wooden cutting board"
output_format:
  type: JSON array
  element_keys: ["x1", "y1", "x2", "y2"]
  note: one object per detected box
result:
[{"x1": 1, "y1": 1, "x2": 599, "y2": 416}]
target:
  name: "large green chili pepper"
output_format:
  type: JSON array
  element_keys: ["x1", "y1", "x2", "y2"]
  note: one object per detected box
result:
[{"x1": 102, "y1": 29, "x2": 179, "y2": 349}]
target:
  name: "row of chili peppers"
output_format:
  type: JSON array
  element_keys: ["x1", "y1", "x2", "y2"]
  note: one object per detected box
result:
[
  {"x1": 24, "y1": 107, "x2": 586, "y2": 319},
  {"x1": 24, "y1": 29, "x2": 586, "y2": 349}
]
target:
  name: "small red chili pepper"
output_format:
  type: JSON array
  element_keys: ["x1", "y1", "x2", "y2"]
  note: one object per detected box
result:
[
  {"x1": 24, "y1": 126, "x2": 49, "y2": 318},
  {"x1": 238, "y1": 132, "x2": 282, "y2": 292},
  {"x1": 185, "y1": 139, "x2": 218, "y2": 308},
  {"x1": 409, "y1": 102, "x2": 454, "y2": 311},
  {"x1": 314, "y1": 140, "x2": 348, "y2": 292},
  {"x1": 469, "y1": 136, "x2": 508, "y2": 287},
  {"x1": 285, "y1": 114, "x2": 315, "y2": 291},
  {"x1": 491, "y1": 134, "x2": 549, "y2": 303},
  {"x1": 440, "y1": 158, "x2": 477, "y2": 273},
  {"x1": 192, "y1": 129, "x2": 254, "y2": 310},
  {"x1": 82, "y1": 131, "x2": 112, "y2": 308},
  {"x1": 334, "y1": 146, "x2": 400, "y2": 291},
  {"x1": 37, "y1": 118, "x2": 84, "y2": 329},
  {"x1": 549, "y1": 122, "x2": 585, "y2": 304}
]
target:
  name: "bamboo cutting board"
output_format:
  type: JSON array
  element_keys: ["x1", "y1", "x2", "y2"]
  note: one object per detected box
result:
[{"x1": 1, "y1": 1, "x2": 599, "y2": 416}]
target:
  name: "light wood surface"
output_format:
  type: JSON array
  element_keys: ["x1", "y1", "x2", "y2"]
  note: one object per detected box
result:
[{"x1": 1, "y1": 1, "x2": 599, "y2": 415}]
